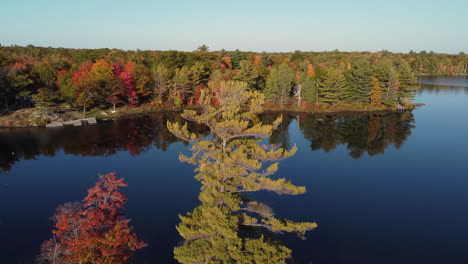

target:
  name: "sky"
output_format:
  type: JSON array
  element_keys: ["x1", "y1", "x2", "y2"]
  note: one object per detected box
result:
[{"x1": 1, "y1": 0, "x2": 467, "y2": 54}]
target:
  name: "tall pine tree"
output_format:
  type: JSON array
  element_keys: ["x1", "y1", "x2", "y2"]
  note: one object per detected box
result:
[
  {"x1": 265, "y1": 63, "x2": 295, "y2": 107},
  {"x1": 319, "y1": 68, "x2": 347, "y2": 105}
]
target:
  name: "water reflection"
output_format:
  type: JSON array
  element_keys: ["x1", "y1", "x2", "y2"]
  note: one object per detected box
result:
[
  {"x1": 0, "y1": 113, "x2": 207, "y2": 172},
  {"x1": 0, "y1": 111, "x2": 417, "y2": 173},
  {"x1": 297, "y1": 112, "x2": 415, "y2": 159}
]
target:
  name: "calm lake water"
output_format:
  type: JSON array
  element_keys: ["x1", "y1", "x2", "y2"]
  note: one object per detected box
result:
[{"x1": 1, "y1": 77, "x2": 468, "y2": 264}]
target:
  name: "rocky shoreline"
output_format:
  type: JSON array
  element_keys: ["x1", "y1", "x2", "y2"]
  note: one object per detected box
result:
[
  {"x1": 0, "y1": 103, "x2": 419, "y2": 128},
  {"x1": 0, "y1": 107, "x2": 83, "y2": 128}
]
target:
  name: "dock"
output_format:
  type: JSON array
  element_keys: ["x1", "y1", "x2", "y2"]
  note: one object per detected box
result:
[
  {"x1": 396, "y1": 106, "x2": 407, "y2": 111},
  {"x1": 46, "y1": 118, "x2": 97, "y2": 128}
]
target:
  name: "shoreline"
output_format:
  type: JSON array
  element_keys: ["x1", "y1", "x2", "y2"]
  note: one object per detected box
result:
[{"x1": 0, "y1": 103, "x2": 419, "y2": 129}]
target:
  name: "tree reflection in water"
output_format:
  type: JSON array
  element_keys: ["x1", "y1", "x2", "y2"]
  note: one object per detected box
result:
[
  {"x1": 168, "y1": 81, "x2": 317, "y2": 263},
  {"x1": 0, "y1": 111, "x2": 414, "y2": 173},
  {"x1": 297, "y1": 111, "x2": 414, "y2": 158}
]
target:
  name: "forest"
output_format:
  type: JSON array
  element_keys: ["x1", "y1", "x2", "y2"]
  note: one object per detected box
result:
[{"x1": 1, "y1": 45, "x2": 466, "y2": 115}]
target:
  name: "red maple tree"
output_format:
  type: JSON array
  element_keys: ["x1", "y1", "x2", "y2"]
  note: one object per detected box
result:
[{"x1": 39, "y1": 173, "x2": 147, "y2": 264}]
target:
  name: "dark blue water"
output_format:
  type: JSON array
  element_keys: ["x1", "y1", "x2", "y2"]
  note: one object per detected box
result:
[{"x1": 1, "y1": 77, "x2": 467, "y2": 264}]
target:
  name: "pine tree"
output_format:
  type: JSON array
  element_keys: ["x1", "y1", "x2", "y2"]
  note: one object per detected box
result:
[
  {"x1": 383, "y1": 67, "x2": 400, "y2": 106},
  {"x1": 373, "y1": 58, "x2": 393, "y2": 94},
  {"x1": 319, "y1": 67, "x2": 347, "y2": 105},
  {"x1": 168, "y1": 81, "x2": 317, "y2": 263},
  {"x1": 345, "y1": 57, "x2": 373, "y2": 103},
  {"x1": 190, "y1": 61, "x2": 210, "y2": 87},
  {"x1": 397, "y1": 60, "x2": 418, "y2": 103},
  {"x1": 172, "y1": 66, "x2": 192, "y2": 102},
  {"x1": 301, "y1": 76, "x2": 317, "y2": 105},
  {"x1": 265, "y1": 63, "x2": 295, "y2": 107},
  {"x1": 233, "y1": 60, "x2": 257, "y2": 90}
]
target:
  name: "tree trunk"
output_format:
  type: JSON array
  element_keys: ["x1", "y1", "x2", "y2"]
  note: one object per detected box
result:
[
  {"x1": 5, "y1": 97, "x2": 8, "y2": 112},
  {"x1": 281, "y1": 88, "x2": 285, "y2": 108},
  {"x1": 83, "y1": 106, "x2": 86, "y2": 117},
  {"x1": 113, "y1": 104, "x2": 116, "y2": 111},
  {"x1": 297, "y1": 84, "x2": 302, "y2": 107}
]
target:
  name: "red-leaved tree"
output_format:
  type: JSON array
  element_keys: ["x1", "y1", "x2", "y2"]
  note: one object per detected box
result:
[{"x1": 38, "y1": 173, "x2": 147, "y2": 264}]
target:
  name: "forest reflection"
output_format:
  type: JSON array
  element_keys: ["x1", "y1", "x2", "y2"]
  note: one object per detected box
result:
[{"x1": 0, "y1": 111, "x2": 415, "y2": 172}]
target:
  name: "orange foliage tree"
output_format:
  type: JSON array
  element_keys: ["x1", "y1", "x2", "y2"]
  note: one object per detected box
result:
[
  {"x1": 39, "y1": 173, "x2": 147, "y2": 264},
  {"x1": 370, "y1": 76, "x2": 383, "y2": 107}
]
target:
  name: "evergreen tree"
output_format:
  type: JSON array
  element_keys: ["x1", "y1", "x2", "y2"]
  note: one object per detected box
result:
[
  {"x1": 233, "y1": 60, "x2": 257, "y2": 90},
  {"x1": 190, "y1": 61, "x2": 210, "y2": 87},
  {"x1": 168, "y1": 81, "x2": 317, "y2": 263},
  {"x1": 265, "y1": 63, "x2": 295, "y2": 107},
  {"x1": 383, "y1": 67, "x2": 400, "y2": 106},
  {"x1": 397, "y1": 60, "x2": 418, "y2": 102},
  {"x1": 301, "y1": 76, "x2": 318, "y2": 105},
  {"x1": 345, "y1": 57, "x2": 373, "y2": 103},
  {"x1": 373, "y1": 58, "x2": 393, "y2": 94},
  {"x1": 172, "y1": 66, "x2": 193, "y2": 101},
  {"x1": 319, "y1": 68, "x2": 347, "y2": 105}
]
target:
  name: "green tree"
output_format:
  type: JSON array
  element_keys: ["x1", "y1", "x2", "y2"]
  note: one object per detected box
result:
[
  {"x1": 57, "y1": 71, "x2": 78, "y2": 104},
  {"x1": 168, "y1": 81, "x2": 317, "y2": 263},
  {"x1": 345, "y1": 57, "x2": 373, "y2": 103},
  {"x1": 265, "y1": 63, "x2": 295, "y2": 107},
  {"x1": 319, "y1": 67, "x2": 347, "y2": 105},
  {"x1": 301, "y1": 76, "x2": 318, "y2": 105},
  {"x1": 190, "y1": 61, "x2": 210, "y2": 87},
  {"x1": 172, "y1": 66, "x2": 193, "y2": 100},
  {"x1": 196, "y1": 44, "x2": 209, "y2": 52},
  {"x1": 383, "y1": 67, "x2": 400, "y2": 106},
  {"x1": 397, "y1": 60, "x2": 418, "y2": 102},
  {"x1": 373, "y1": 58, "x2": 393, "y2": 93},
  {"x1": 233, "y1": 60, "x2": 257, "y2": 90}
]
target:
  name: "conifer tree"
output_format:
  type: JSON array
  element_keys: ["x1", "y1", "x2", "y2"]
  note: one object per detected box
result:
[
  {"x1": 319, "y1": 68, "x2": 347, "y2": 105},
  {"x1": 301, "y1": 76, "x2": 318, "y2": 105},
  {"x1": 384, "y1": 67, "x2": 400, "y2": 106},
  {"x1": 397, "y1": 60, "x2": 418, "y2": 103},
  {"x1": 373, "y1": 58, "x2": 393, "y2": 95},
  {"x1": 345, "y1": 57, "x2": 373, "y2": 103},
  {"x1": 190, "y1": 61, "x2": 210, "y2": 87},
  {"x1": 265, "y1": 63, "x2": 295, "y2": 107},
  {"x1": 172, "y1": 66, "x2": 193, "y2": 103},
  {"x1": 233, "y1": 60, "x2": 257, "y2": 90},
  {"x1": 168, "y1": 81, "x2": 317, "y2": 263}
]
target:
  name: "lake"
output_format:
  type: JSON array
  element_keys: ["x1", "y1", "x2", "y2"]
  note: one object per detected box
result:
[{"x1": 1, "y1": 76, "x2": 468, "y2": 264}]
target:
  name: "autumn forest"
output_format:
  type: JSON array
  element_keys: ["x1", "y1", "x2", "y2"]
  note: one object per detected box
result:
[{"x1": 1, "y1": 45, "x2": 467, "y2": 117}]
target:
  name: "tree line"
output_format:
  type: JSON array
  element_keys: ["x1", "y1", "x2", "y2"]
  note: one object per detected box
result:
[{"x1": 1, "y1": 45, "x2": 464, "y2": 113}]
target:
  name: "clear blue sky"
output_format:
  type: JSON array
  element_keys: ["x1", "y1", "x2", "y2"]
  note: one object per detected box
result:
[{"x1": 1, "y1": 0, "x2": 467, "y2": 53}]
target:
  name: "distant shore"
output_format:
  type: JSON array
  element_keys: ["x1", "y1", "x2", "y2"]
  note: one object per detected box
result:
[{"x1": 0, "y1": 103, "x2": 418, "y2": 128}]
